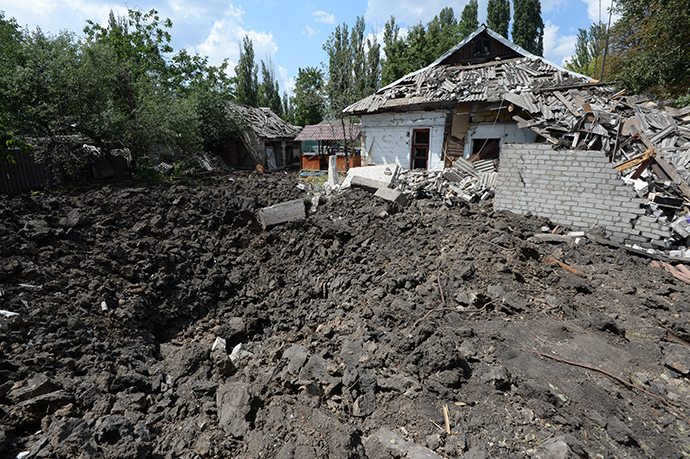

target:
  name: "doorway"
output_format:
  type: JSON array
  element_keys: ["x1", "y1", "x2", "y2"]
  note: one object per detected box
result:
[{"x1": 410, "y1": 129, "x2": 430, "y2": 169}]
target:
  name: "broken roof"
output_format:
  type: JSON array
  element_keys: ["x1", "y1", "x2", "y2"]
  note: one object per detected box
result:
[
  {"x1": 344, "y1": 25, "x2": 591, "y2": 116},
  {"x1": 228, "y1": 103, "x2": 302, "y2": 139},
  {"x1": 294, "y1": 123, "x2": 361, "y2": 142}
]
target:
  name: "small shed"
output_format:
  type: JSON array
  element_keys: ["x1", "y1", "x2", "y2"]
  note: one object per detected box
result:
[
  {"x1": 217, "y1": 103, "x2": 302, "y2": 171},
  {"x1": 295, "y1": 121, "x2": 362, "y2": 171}
]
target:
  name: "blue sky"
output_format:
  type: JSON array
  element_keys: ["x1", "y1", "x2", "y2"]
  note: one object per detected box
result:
[{"x1": 0, "y1": 0, "x2": 615, "y2": 95}]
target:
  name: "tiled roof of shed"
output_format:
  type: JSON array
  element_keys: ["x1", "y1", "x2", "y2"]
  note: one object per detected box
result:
[
  {"x1": 295, "y1": 123, "x2": 361, "y2": 141},
  {"x1": 228, "y1": 103, "x2": 302, "y2": 139}
]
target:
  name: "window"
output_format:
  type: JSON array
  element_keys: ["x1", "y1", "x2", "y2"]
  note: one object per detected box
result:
[{"x1": 410, "y1": 129, "x2": 430, "y2": 169}]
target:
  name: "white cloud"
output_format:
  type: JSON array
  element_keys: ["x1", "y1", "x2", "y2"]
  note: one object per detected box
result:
[
  {"x1": 285, "y1": 76, "x2": 295, "y2": 94},
  {"x1": 244, "y1": 28, "x2": 278, "y2": 57},
  {"x1": 313, "y1": 10, "x2": 335, "y2": 24},
  {"x1": 304, "y1": 25, "x2": 317, "y2": 37},
  {"x1": 194, "y1": 5, "x2": 277, "y2": 76},
  {"x1": 543, "y1": 20, "x2": 578, "y2": 67},
  {"x1": 2, "y1": 0, "x2": 128, "y2": 34},
  {"x1": 277, "y1": 65, "x2": 295, "y2": 95},
  {"x1": 541, "y1": 0, "x2": 569, "y2": 14},
  {"x1": 365, "y1": 0, "x2": 467, "y2": 28},
  {"x1": 169, "y1": 1, "x2": 207, "y2": 20},
  {"x1": 580, "y1": 0, "x2": 617, "y2": 23}
]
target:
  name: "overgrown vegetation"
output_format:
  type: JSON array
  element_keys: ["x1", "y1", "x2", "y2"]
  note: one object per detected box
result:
[
  {"x1": 0, "y1": 8, "x2": 243, "y2": 182},
  {"x1": 608, "y1": 0, "x2": 690, "y2": 99}
]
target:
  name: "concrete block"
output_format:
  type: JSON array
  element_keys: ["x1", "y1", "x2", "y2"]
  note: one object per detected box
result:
[
  {"x1": 374, "y1": 188, "x2": 409, "y2": 207},
  {"x1": 341, "y1": 164, "x2": 398, "y2": 189},
  {"x1": 258, "y1": 199, "x2": 306, "y2": 229},
  {"x1": 350, "y1": 175, "x2": 391, "y2": 192},
  {"x1": 327, "y1": 155, "x2": 339, "y2": 188}
]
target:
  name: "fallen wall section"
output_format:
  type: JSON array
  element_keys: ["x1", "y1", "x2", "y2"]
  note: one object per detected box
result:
[{"x1": 495, "y1": 143, "x2": 669, "y2": 247}]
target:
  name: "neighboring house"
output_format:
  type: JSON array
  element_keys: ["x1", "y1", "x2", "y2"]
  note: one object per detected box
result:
[
  {"x1": 344, "y1": 25, "x2": 591, "y2": 171},
  {"x1": 295, "y1": 121, "x2": 362, "y2": 171},
  {"x1": 218, "y1": 103, "x2": 302, "y2": 171}
]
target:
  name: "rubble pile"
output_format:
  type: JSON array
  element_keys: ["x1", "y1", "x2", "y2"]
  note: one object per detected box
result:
[
  {"x1": 341, "y1": 161, "x2": 499, "y2": 208},
  {"x1": 511, "y1": 88, "x2": 690, "y2": 254},
  {"x1": 1, "y1": 173, "x2": 690, "y2": 459},
  {"x1": 396, "y1": 166, "x2": 497, "y2": 206}
]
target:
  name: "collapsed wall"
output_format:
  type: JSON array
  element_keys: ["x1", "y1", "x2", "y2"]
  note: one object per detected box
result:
[{"x1": 495, "y1": 142, "x2": 672, "y2": 248}]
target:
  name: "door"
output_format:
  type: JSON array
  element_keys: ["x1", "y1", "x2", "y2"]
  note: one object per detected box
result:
[
  {"x1": 410, "y1": 129, "x2": 430, "y2": 169},
  {"x1": 266, "y1": 145, "x2": 277, "y2": 170}
]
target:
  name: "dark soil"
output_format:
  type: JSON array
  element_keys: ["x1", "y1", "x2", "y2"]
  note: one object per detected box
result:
[{"x1": 1, "y1": 172, "x2": 689, "y2": 459}]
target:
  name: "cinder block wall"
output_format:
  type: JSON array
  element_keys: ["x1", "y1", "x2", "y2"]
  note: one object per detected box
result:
[{"x1": 495, "y1": 143, "x2": 669, "y2": 247}]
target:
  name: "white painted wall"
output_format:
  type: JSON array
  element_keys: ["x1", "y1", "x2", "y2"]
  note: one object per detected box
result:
[
  {"x1": 463, "y1": 122, "x2": 538, "y2": 158},
  {"x1": 361, "y1": 111, "x2": 447, "y2": 170}
]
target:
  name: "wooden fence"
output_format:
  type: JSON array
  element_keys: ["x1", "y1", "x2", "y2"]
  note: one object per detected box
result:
[
  {"x1": 0, "y1": 150, "x2": 57, "y2": 194},
  {"x1": 1, "y1": 149, "x2": 129, "y2": 194}
]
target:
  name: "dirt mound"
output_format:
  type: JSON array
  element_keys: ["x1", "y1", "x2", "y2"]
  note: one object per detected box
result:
[{"x1": 1, "y1": 172, "x2": 689, "y2": 458}]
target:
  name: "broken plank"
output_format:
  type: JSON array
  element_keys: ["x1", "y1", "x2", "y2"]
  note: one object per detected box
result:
[
  {"x1": 568, "y1": 89, "x2": 592, "y2": 112},
  {"x1": 651, "y1": 163, "x2": 672, "y2": 181},
  {"x1": 631, "y1": 158, "x2": 654, "y2": 180},
  {"x1": 512, "y1": 115, "x2": 542, "y2": 129},
  {"x1": 654, "y1": 155, "x2": 690, "y2": 198},
  {"x1": 627, "y1": 124, "x2": 656, "y2": 150},
  {"x1": 650, "y1": 125, "x2": 678, "y2": 144},
  {"x1": 614, "y1": 148, "x2": 655, "y2": 172},
  {"x1": 553, "y1": 91, "x2": 580, "y2": 117},
  {"x1": 530, "y1": 127, "x2": 558, "y2": 144}
]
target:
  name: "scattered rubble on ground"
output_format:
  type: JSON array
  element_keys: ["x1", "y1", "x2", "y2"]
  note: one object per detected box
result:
[{"x1": 1, "y1": 172, "x2": 690, "y2": 459}]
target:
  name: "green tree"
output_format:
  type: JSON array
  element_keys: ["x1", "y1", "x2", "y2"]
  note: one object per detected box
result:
[
  {"x1": 323, "y1": 22, "x2": 352, "y2": 118},
  {"x1": 82, "y1": 9, "x2": 203, "y2": 158},
  {"x1": 564, "y1": 23, "x2": 607, "y2": 78},
  {"x1": 281, "y1": 91, "x2": 295, "y2": 124},
  {"x1": 512, "y1": 0, "x2": 544, "y2": 56},
  {"x1": 258, "y1": 57, "x2": 282, "y2": 115},
  {"x1": 458, "y1": 0, "x2": 479, "y2": 39},
  {"x1": 4, "y1": 28, "x2": 115, "y2": 140},
  {"x1": 0, "y1": 11, "x2": 30, "y2": 161},
  {"x1": 381, "y1": 16, "x2": 408, "y2": 86},
  {"x1": 608, "y1": 0, "x2": 690, "y2": 98},
  {"x1": 0, "y1": 12, "x2": 22, "y2": 85},
  {"x1": 235, "y1": 35, "x2": 258, "y2": 107},
  {"x1": 426, "y1": 8, "x2": 460, "y2": 58},
  {"x1": 0, "y1": 7, "x2": 246, "y2": 177},
  {"x1": 170, "y1": 49, "x2": 241, "y2": 150},
  {"x1": 405, "y1": 23, "x2": 430, "y2": 73},
  {"x1": 293, "y1": 67, "x2": 325, "y2": 126},
  {"x1": 365, "y1": 32, "x2": 381, "y2": 95},
  {"x1": 323, "y1": 17, "x2": 382, "y2": 166},
  {"x1": 487, "y1": 0, "x2": 511, "y2": 39}
]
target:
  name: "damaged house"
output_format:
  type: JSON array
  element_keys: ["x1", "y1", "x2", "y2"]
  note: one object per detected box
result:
[
  {"x1": 345, "y1": 25, "x2": 690, "y2": 256},
  {"x1": 218, "y1": 103, "x2": 302, "y2": 171},
  {"x1": 344, "y1": 25, "x2": 590, "y2": 170}
]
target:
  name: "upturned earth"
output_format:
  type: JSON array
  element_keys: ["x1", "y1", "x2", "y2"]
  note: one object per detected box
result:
[{"x1": 1, "y1": 172, "x2": 689, "y2": 459}]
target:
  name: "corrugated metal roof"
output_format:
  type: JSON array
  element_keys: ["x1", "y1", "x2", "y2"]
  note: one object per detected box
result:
[{"x1": 295, "y1": 123, "x2": 361, "y2": 142}]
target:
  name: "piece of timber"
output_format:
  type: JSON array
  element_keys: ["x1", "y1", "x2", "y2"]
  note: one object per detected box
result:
[
  {"x1": 568, "y1": 89, "x2": 592, "y2": 113},
  {"x1": 654, "y1": 155, "x2": 690, "y2": 198},
  {"x1": 553, "y1": 91, "x2": 580, "y2": 117},
  {"x1": 614, "y1": 148, "x2": 655, "y2": 172}
]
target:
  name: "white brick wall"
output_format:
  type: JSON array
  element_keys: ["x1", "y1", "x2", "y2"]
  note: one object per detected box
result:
[
  {"x1": 495, "y1": 143, "x2": 664, "y2": 247},
  {"x1": 361, "y1": 111, "x2": 447, "y2": 170}
]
